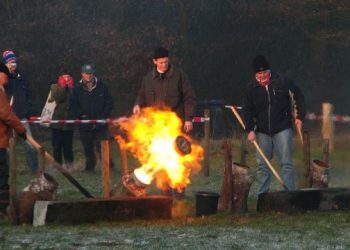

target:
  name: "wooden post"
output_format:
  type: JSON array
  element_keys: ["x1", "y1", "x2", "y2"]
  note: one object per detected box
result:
[
  {"x1": 37, "y1": 147, "x2": 46, "y2": 177},
  {"x1": 218, "y1": 139, "x2": 233, "y2": 212},
  {"x1": 323, "y1": 139, "x2": 330, "y2": 164},
  {"x1": 203, "y1": 109, "x2": 210, "y2": 176},
  {"x1": 240, "y1": 130, "x2": 248, "y2": 165},
  {"x1": 101, "y1": 140, "x2": 110, "y2": 198},
  {"x1": 8, "y1": 137, "x2": 18, "y2": 224},
  {"x1": 321, "y1": 103, "x2": 334, "y2": 151},
  {"x1": 119, "y1": 145, "x2": 128, "y2": 176},
  {"x1": 301, "y1": 131, "x2": 312, "y2": 188}
]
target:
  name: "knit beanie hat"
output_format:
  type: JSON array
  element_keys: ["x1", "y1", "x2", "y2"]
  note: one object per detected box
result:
[
  {"x1": 3, "y1": 50, "x2": 16, "y2": 64},
  {"x1": 0, "y1": 63, "x2": 10, "y2": 76},
  {"x1": 253, "y1": 55, "x2": 270, "y2": 72},
  {"x1": 154, "y1": 47, "x2": 169, "y2": 59}
]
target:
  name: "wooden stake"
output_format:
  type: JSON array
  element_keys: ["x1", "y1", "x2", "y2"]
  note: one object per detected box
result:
[
  {"x1": 203, "y1": 109, "x2": 210, "y2": 176},
  {"x1": 101, "y1": 140, "x2": 110, "y2": 198},
  {"x1": 218, "y1": 139, "x2": 233, "y2": 212},
  {"x1": 322, "y1": 139, "x2": 330, "y2": 164},
  {"x1": 321, "y1": 103, "x2": 334, "y2": 151},
  {"x1": 301, "y1": 130, "x2": 312, "y2": 188}
]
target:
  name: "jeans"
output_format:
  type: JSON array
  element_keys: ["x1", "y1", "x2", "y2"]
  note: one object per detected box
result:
[
  {"x1": 256, "y1": 128, "x2": 295, "y2": 194},
  {"x1": 21, "y1": 121, "x2": 38, "y2": 173},
  {"x1": 51, "y1": 128, "x2": 74, "y2": 164}
]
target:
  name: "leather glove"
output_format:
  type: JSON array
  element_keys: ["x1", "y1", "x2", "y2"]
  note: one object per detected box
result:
[{"x1": 18, "y1": 132, "x2": 27, "y2": 141}]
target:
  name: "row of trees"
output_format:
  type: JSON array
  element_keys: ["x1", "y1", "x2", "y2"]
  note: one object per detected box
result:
[{"x1": 1, "y1": 0, "x2": 350, "y2": 115}]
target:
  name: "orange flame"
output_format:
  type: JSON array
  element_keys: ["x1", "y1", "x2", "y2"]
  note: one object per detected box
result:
[{"x1": 115, "y1": 107, "x2": 204, "y2": 191}]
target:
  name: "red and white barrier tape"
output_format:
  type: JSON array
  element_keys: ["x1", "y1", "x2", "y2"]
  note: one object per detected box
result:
[{"x1": 22, "y1": 116, "x2": 210, "y2": 125}]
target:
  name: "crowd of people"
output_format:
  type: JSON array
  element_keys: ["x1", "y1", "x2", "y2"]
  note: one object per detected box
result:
[{"x1": 0, "y1": 47, "x2": 305, "y2": 217}]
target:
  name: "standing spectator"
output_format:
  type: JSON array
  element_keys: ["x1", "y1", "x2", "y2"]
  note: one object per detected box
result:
[
  {"x1": 133, "y1": 47, "x2": 196, "y2": 197},
  {"x1": 70, "y1": 64, "x2": 113, "y2": 171},
  {"x1": 133, "y1": 47, "x2": 196, "y2": 133},
  {"x1": 0, "y1": 63, "x2": 27, "y2": 217},
  {"x1": 3, "y1": 50, "x2": 38, "y2": 174},
  {"x1": 242, "y1": 55, "x2": 306, "y2": 195},
  {"x1": 48, "y1": 70, "x2": 74, "y2": 170}
]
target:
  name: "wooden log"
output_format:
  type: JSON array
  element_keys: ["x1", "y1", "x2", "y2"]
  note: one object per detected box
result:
[
  {"x1": 257, "y1": 188, "x2": 350, "y2": 213},
  {"x1": 323, "y1": 139, "x2": 330, "y2": 164},
  {"x1": 101, "y1": 140, "x2": 110, "y2": 198},
  {"x1": 218, "y1": 140, "x2": 233, "y2": 211},
  {"x1": 33, "y1": 195, "x2": 173, "y2": 226},
  {"x1": 203, "y1": 109, "x2": 210, "y2": 176},
  {"x1": 321, "y1": 103, "x2": 334, "y2": 151}
]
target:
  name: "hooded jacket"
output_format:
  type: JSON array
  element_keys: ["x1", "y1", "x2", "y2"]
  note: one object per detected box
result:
[{"x1": 242, "y1": 71, "x2": 306, "y2": 135}]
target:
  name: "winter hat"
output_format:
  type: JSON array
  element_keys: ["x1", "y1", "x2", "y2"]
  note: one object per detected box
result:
[
  {"x1": 3, "y1": 50, "x2": 16, "y2": 64},
  {"x1": 253, "y1": 55, "x2": 270, "y2": 72},
  {"x1": 154, "y1": 47, "x2": 169, "y2": 59},
  {"x1": 81, "y1": 64, "x2": 94, "y2": 74},
  {"x1": 0, "y1": 63, "x2": 10, "y2": 77}
]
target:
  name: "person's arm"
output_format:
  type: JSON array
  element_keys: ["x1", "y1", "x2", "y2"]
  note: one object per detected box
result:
[
  {"x1": 133, "y1": 77, "x2": 147, "y2": 114},
  {"x1": 69, "y1": 87, "x2": 83, "y2": 119},
  {"x1": 289, "y1": 80, "x2": 306, "y2": 122},
  {"x1": 0, "y1": 92, "x2": 26, "y2": 135},
  {"x1": 50, "y1": 84, "x2": 68, "y2": 103}
]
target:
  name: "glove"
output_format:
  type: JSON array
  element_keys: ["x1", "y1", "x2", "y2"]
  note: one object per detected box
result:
[{"x1": 18, "y1": 132, "x2": 27, "y2": 141}]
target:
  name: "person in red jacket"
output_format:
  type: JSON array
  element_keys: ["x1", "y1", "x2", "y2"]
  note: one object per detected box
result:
[{"x1": 0, "y1": 63, "x2": 27, "y2": 217}]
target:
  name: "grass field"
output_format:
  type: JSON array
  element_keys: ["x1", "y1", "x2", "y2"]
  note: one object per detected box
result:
[{"x1": 1, "y1": 128, "x2": 350, "y2": 249}]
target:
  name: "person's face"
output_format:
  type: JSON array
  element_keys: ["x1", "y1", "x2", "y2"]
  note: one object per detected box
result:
[
  {"x1": 62, "y1": 74, "x2": 71, "y2": 81},
  {"x1": 0, "y1": 72, "x2": 9, "y2": 86},
  {"x1": 81, "y1": 72, "x2": 93, "y2": 82},
  {"x1": 255, "y1": 70, "x2": 271, "y2": 84},
  {"x1": 6, "y1": 60, "x2": 17, "y2": 73},
  {"x1": 153, "y1": 57, "x2": 169, "y2": 73}
]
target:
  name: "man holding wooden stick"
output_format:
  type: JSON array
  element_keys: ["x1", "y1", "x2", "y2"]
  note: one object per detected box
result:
[{"x1": 242, "y1": 55, "x2": 305, "y2": 194}]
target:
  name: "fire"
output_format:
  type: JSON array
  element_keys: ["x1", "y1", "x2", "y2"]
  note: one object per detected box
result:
[{"x1": 115, "y1": 107, "x2": 204, "y2": 191}]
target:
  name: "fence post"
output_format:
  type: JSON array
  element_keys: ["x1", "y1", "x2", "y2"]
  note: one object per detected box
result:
[
  {"x1": 321, "y1": 102, "x2": 334, "y2": 152},
  {"x1": 101, "y1": 140, "x2": 110, "y2": 198},
  {"x1": 203, "y1": 109, "x2": 210, "y2": 176},
  {"x1": 218, "y1": 139, "x2": 233, "y2": 212}
]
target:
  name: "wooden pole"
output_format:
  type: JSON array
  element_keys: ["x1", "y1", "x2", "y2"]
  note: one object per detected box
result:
[
  {"x1": 322, "y1": 139, "x2": 330, "y2": 164},
  {"x1": 225, "y1": 105, "x2": 288, "y2": 190},
  {"x1": 37, "y1": 147, "x2": 46, "y2": 177},
  {"x1": 203, "y1": 109, "x2": 210, "y2": 176},
  {"x1": 301, "y1": 130, "x2": 312, "y2": 188},
  {"x1": 321, "y1": 103, "x2": 334, "y2": 151},
  {"x1": 218, "y1": 139, "x2": 233, "y2": 212},
  {"x1": 101, "y1": 140, "x2": 110, "y2": 198},
  {"x1": 8, "y1": 137, "x2": 18, "y2": 224},
  {"x1": 119, "y1": 144, "x2": 128, "y2": 176}
]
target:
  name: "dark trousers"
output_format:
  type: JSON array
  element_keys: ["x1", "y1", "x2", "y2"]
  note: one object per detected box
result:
[
  {"x1": 0, "y1": 149, "x2": 9, "y2": 212},
  {"x1": 51, "y1": 128, "x2": 74, "y2": 164},
  {"x1": 80, "y1": 129, "x2": 111, "y2": 171}
]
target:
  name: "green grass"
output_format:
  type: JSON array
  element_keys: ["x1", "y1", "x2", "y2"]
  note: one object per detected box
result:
[{"x1": 2, "y1": 131, "x2": 350, "y2": 249}]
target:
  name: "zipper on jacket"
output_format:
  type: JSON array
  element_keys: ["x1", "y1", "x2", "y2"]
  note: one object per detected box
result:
[{"x1": 265, "y1": 85, "x2": 271, "y2": 134}]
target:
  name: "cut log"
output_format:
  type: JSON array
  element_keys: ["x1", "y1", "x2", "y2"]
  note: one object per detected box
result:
[
  {"x1": 33, "y1": 195, "x2": 172, "y2": 226},
  {"x1": 257, "y1": 188, "x2": 350, "y2": 213}
]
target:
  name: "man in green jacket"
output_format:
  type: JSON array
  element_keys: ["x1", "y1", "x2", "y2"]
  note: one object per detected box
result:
[{"x1": 133, "y1": 47, "x2": 196, "y2": 133}]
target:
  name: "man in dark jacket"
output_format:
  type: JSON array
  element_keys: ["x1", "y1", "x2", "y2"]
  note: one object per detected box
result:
[
  {"x1": 70, "y1": 64, "x2": 113, "y2": 171},
  {"x1": 242, "y1": 55, "x2": 306, "y2": 194},
  {"x1": 133, "y1": 47, "x2": 196, "y2": 198},
  {"x1": 133, "y1": 47, "x2": 196, "y2": 133},
  {"x1": 3, "y1": 50, "x2": 37, "y2": 174},
  {"x1": 0, "y1": 63, "x2": 27, "y2": 217}
]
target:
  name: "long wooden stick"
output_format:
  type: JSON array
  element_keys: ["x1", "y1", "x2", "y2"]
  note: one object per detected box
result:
[
  {"x1": 225, "y1": 105, "x2": 288, "y2": 190},
  {"x1": 289, "y1": 90, "x2": 303, "y2": 145},
  {"x1": 26, "y1": 135, "x2": 94, "y2": 198}
]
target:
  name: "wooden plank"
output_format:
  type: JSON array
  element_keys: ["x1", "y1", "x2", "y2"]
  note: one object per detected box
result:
[{"x1": 33, "y1": 195, "x2": 173, "y2": 226}]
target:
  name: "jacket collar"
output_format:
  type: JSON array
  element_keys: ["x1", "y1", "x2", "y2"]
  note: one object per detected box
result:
[
  {"x1": 80, "y1": 76, "x2": 98, "y2": 92},
  {"x1": 152, "y1": 64, "x2": 174, "y2": 79}
]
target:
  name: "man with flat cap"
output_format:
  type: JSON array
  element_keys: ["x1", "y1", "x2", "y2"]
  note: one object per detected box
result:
[{"x1": 242, "y1": 55, "x2": 306, "y2": 195}]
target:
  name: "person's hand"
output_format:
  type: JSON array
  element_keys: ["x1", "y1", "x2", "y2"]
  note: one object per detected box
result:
[
  {"x1": 18, "y1": 132, "x2": 27, "y2": 141},
  {"x1": 247, "y1": 131, "x2": 256, "y2": 142},
  {"x1": 133, "y1": 105, "x2": 140, "y2": 114},
  {"x1": 184, "y1": 121, "x2": 193, "y2": 133}
]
